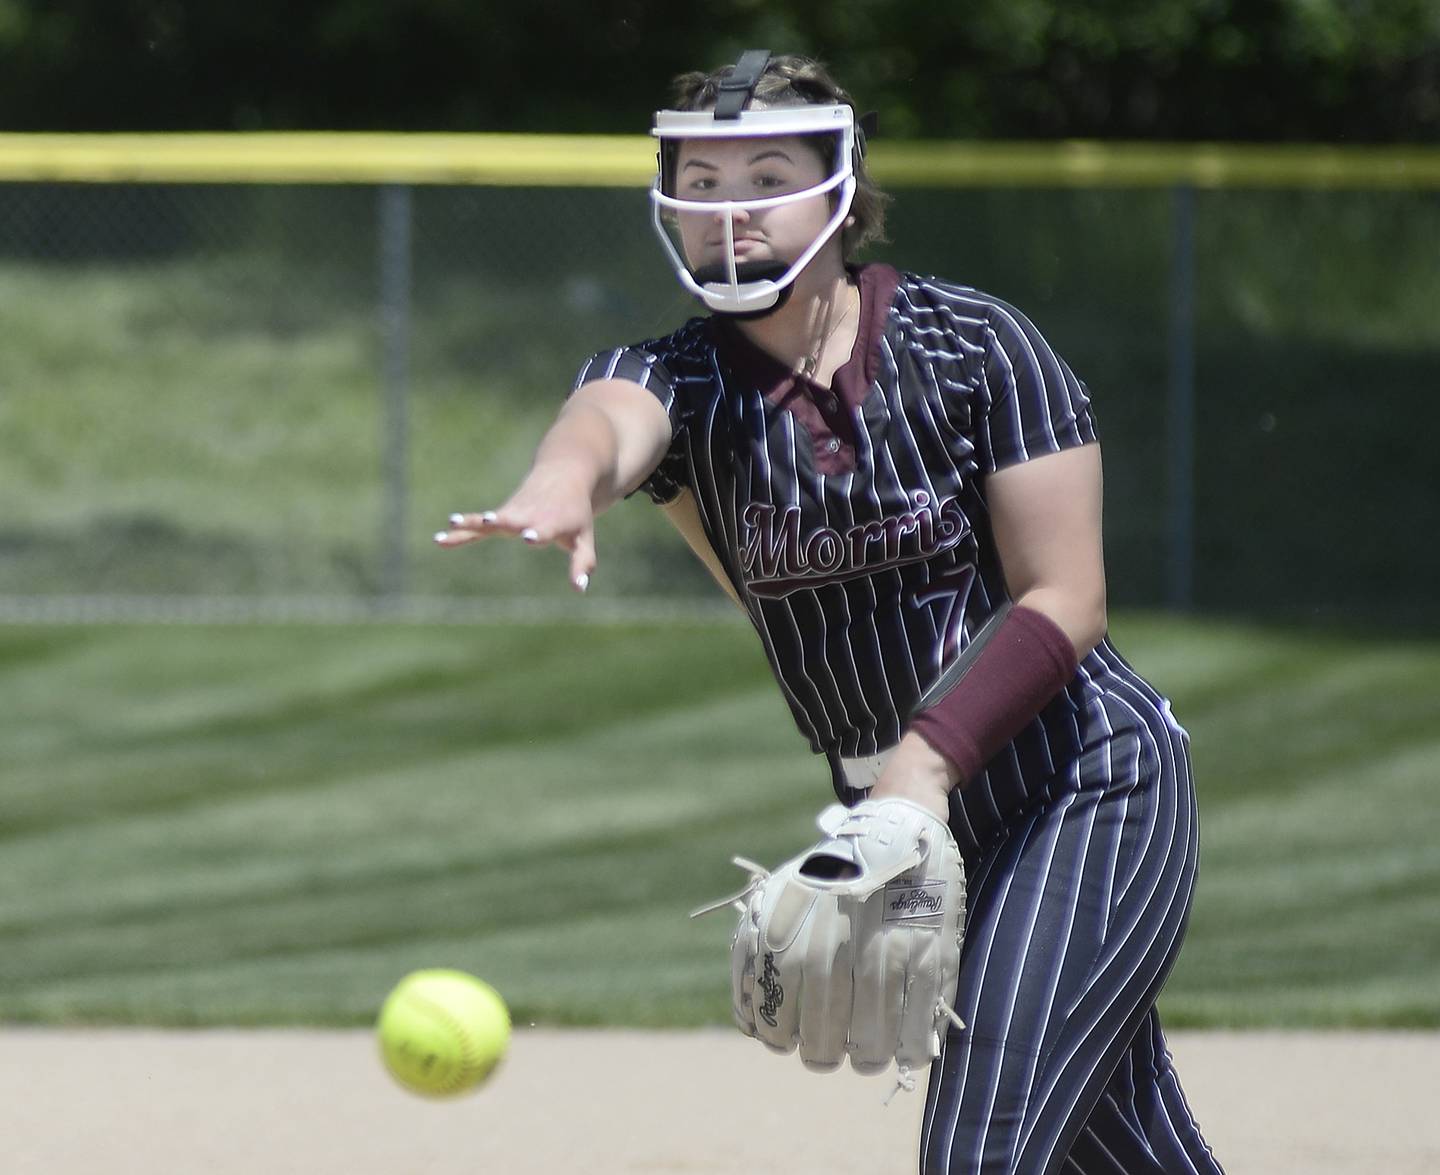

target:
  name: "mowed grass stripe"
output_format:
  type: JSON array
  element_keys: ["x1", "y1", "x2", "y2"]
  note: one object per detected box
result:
[{"x1": 1, "y1": 616, "x2": 1436, "y2": 1028}]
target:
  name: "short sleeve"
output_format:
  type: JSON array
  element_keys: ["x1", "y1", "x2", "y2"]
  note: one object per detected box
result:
[
  {"x1": 976, "y1": 301, "x2": 1098, "y2": 474},
  {"x1": 572, "y1": 345, "x2": 688, "y2": 505}
]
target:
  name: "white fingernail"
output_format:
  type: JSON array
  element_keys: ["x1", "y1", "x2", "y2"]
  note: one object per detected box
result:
[
  {"x1": 434, "y1": 531, "x2": 449, "y2": 542},
  {"x1": 575, "y1": 573, "x2": 590, "y2": 593},
  {"x1": 481, "y1": 511, "x2": 498, "y2": 524},
  {"x1": 521, "y1": 528, "x2": 539, "y2": 543},
  {"x1": 449, "y1": 513, "x2": 465, "y2": 526}
]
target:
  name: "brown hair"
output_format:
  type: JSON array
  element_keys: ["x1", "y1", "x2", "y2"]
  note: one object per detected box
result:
[{"x1": 668, "y1": 54, "x2": 890, "y2": 260}]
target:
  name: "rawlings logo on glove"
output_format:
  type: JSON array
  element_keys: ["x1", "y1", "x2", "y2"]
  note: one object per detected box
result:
[
  {"x1": 886, "y1": 880, "x2": 946, "y2": 919},
  {"x1": 757, "y1": 952, "x2": 784, "y2": 1027},
  {"x1": 693, "y1": 797, "x2": 967, "y2": 1085}
]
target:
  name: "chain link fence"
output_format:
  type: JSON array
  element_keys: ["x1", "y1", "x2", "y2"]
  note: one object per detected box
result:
[{"x1": 2, "y1": 160, "x2": 1437, "y2": 625}]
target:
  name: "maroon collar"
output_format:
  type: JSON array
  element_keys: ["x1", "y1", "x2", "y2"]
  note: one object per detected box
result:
[{"x1": 709, "y1": 262, "x2": 900, "y2": 413}]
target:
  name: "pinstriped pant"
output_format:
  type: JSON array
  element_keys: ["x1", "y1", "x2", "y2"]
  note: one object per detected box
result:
[{"x1": 919, "y1": 722, "x2": 1225, "y2": 1174}]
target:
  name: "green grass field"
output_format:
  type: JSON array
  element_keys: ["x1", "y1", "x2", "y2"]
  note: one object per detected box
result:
[{"x1": 2, "y1": 613, "x2": 1436, "y2": 1031}]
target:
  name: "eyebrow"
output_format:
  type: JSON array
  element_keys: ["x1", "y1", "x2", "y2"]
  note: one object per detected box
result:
[{"x1": 680, "y1": 148, "x2": 797, "y2": 171}]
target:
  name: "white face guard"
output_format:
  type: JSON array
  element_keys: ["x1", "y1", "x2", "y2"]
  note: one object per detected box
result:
[{"x1": 650, "y1": 104, "x2": 858, "y2": 316}]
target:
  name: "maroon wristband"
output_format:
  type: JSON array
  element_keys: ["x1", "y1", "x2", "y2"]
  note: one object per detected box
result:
[{"x1": 907, "y1": 605, "x2": 1079, "y2": 783}]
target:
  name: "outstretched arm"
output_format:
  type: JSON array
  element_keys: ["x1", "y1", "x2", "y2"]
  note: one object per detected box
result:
[{"x1": 436, "y1": 378, "x2": 671, "y2": 591}]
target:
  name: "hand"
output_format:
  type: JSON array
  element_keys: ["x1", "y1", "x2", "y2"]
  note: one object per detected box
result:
[
  {"x1": 435, "y1": 465, "x2": 599, "y2": 592},
  {"x1": 868, "y1": 733, "x2": 959, "y2": 822}
]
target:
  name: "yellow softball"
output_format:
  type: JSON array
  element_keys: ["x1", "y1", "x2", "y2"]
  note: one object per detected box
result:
[{"x1": 376, "y1": 968, "x2": 511, "y2": 1098}]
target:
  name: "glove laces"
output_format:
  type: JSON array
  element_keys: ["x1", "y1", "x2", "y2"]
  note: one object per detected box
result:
[
  {"x1": 882, "y1": 996, "x2": 965, "y2": 1105},
  {"x1": 688, "y1": 857, "x2": 770, "y2": 919}
]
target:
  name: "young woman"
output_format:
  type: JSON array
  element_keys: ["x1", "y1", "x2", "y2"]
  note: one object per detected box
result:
[{"x1": 437, "y1": 51, "x2": 1224, "y2": 1175}]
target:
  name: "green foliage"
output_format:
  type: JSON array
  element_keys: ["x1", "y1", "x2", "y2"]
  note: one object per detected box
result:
[
  {"x1": 0, "y1": 614, "x2": 1437, "y2": 1029},
  {"x1": 0, "y1": 0, "x2": 1437, "y2": 139}
]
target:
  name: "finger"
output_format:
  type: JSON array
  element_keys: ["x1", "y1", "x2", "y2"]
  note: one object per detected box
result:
[
  {"x1": 433, "y1": 511, "x2": 497, "y2": 548},
  {"x1": 434, "y1": 527, "x2": 484, "y2": 548},
  {"x1": 569, "y1": 528, "x2": 597, "y2": 593},
  {"x1": 436, "y1": 518, "x2": 561, "y2": 551},
  {"x1": 514, "y1": 520, "x2": 580, "y2": 551},
  {"x1": 447, "y1": 510, "x2": 504, "y2": 532}
]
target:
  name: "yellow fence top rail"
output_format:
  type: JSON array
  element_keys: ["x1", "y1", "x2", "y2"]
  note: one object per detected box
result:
[
  {"x1": 1, "y1": 133, "x2": 1437, "y2": 189},
  {"x1": 0, "y1": 133, "x2": 648, "y2": 186}
]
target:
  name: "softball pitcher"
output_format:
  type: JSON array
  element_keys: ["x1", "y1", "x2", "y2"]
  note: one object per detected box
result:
[{"x1": 438, "y1": 50, "x2": 1225, "y2": 1175}]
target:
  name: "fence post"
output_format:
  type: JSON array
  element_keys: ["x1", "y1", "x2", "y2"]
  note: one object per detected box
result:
[
  {"x1": 1167, "y1": 183, "x2": 1196, "y2": 610},
  {"x1": 378, "y1": 183, "x2": 413, "y2": 605}
]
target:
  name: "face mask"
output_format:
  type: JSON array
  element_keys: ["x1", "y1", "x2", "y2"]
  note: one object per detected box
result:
[{"x1": 650, "y1": 53, "x2": 859, "y2": 317}]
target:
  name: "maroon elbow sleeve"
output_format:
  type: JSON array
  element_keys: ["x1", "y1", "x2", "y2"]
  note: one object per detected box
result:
[{"x1": 907, "y1": 605, "x2": 1080, "y2": 782}]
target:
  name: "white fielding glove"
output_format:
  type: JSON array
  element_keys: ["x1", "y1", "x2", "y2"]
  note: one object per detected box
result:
[{"x1": 695, "y1": 798, "x2": 966, "y2": 1081}]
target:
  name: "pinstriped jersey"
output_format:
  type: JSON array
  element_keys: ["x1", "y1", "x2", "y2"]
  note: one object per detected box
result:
[{"x1": 575, "y1": 263, "x2": 1181, "y2": 828}]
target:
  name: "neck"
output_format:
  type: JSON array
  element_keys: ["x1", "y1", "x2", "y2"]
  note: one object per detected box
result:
[{"x1": 733, "y1": 263, "x2": 859, "y2": 377}]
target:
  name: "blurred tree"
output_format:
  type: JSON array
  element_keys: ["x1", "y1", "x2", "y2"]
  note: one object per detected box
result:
[{"x1": 0, "y1": 0, "x2": 1435, "y2": 140}]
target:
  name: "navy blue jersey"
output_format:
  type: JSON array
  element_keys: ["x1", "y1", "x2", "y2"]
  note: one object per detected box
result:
[{"x1": 575, "y1": 263, "x2": 1177, "y2": 837}]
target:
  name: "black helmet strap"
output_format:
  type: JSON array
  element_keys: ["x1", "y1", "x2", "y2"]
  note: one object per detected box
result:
[{"x1": 713, "y1": 49, "x2": 772, "y2": 119}]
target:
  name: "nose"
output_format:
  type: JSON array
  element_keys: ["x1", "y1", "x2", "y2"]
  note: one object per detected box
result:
[{"x1": 712, "y1": 203, "x2": 750, "y2": 227}]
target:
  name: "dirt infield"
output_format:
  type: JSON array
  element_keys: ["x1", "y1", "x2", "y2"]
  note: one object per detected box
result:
[{"x1": 3, "y1": 1027, "x2": 1436, "y2": 1173}]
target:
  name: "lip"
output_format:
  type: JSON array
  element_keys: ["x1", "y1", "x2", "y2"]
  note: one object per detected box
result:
[{"x1": 708, "y1": 236, "x2": 767, "y2": 254}]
